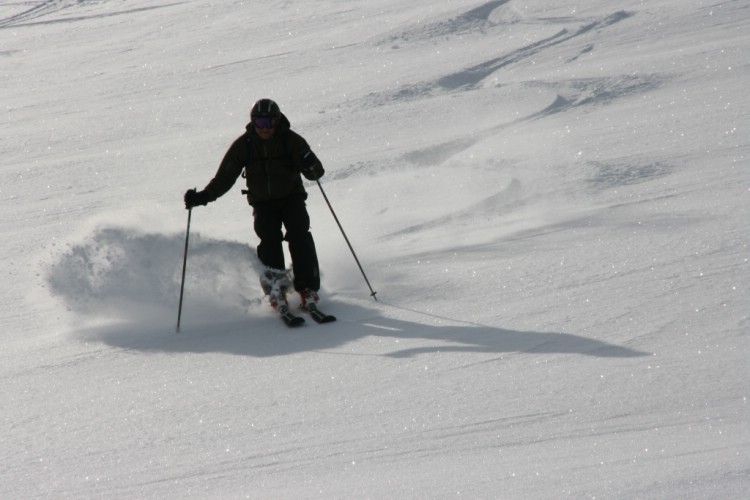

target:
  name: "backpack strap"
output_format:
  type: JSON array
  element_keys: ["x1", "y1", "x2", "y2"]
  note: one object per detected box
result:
[
  {"x1": 241, "y1": 134, "x2": 252, "y2": 195},
  {"x1": 242, "y1": 133, "x2": 253, "y2": 179}
]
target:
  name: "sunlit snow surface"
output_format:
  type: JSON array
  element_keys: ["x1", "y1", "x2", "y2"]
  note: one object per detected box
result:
[{"x1": 2, "y1": 1, "x2": 748, "y2": 498}]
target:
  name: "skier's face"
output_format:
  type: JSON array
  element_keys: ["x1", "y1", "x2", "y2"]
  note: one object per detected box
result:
[
  {"x1": 253, "y1": 116, "x2": 277, "y2": 140},
  {"x1": 257, "y1": 126, "x2": 275, "y2": 140}
]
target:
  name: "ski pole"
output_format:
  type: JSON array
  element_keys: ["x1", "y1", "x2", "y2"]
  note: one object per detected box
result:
[
  {"x1": 315, "y1": 178, "x2": 378, "y2": 301},
  {"x1": 176, "y1": 207, "x2": 192, "y2": 332}
]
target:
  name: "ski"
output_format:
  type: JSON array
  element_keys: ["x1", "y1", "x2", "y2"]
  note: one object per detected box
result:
[
  {"x1": 302, "y1": 303, "x2": 337, "y2": 324},
  {"x1": 278, "y1": 305, "x2": 305, "y2": 327}
]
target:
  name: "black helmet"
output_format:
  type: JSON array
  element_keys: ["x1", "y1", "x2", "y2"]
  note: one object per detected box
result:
[{"x1": 251, "y1": 98, "x2": 281, "y2": 119}]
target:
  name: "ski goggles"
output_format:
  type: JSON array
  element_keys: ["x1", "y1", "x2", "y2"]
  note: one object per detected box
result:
[{"x1": 253, "y1": 116, "x2": 279, "y2": 129}]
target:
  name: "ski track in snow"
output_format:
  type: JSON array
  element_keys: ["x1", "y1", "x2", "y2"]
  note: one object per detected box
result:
[
  {"x1": 2, "y1": 0, "x2": 749, "y2": 498},
  {"x1": 0, "y1": 0, "x2": 181, "y2": 28}
]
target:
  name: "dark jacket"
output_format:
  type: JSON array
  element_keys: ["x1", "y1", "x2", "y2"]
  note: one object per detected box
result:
[{"x1": 202, "y1": 113, "x2": 324, "y2": 206}]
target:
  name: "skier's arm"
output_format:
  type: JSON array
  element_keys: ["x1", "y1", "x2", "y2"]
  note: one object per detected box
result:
[
  {"x1": 290, "y1": 134, "x2": 324, "y2": 180},
  {"x1": 300, "y1": 149, "x2": 324, "y2": 180},
  {"x1": 202, "y1": 138, "x2": 246, "y2": 202}
]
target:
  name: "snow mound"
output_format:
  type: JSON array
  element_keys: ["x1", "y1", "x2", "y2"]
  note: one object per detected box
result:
[{"x1": 45, "y1": 225, "x2": 264, "y2": 324}]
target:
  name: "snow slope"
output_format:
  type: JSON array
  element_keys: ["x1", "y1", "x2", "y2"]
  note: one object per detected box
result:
[{"x1": 2, "y1": 0, "x2": 748, "y2": 498}]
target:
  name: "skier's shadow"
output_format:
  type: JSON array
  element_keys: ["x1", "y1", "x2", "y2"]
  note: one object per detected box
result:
[
  {"x1": 348, "y1": 301, "x2": 648, "y2": 359},
  {"x1": 81, "y1": 299, "x2": 649, "y2": 359}
]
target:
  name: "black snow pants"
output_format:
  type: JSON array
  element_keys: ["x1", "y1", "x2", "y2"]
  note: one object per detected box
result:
[{"x1": 253, "y1": 194, "x2": 320, "y2": 292}]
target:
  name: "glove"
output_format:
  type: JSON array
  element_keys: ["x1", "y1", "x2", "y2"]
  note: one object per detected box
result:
[
  {"x1": 184, "y1": 188, "x2": 209, "y2": 209},
  {"x1": 301, "y1": 150, "x2": 320, "y2": 179}
]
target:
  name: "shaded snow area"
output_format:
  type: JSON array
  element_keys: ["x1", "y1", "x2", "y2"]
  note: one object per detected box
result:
[{"x1": 2, "y1": 0, "x2": 748, "y2": 498}]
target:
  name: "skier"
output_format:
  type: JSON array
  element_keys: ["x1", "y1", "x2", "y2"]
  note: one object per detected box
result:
[{"x1": 184, "y1": 98, "x2": 326, "y2": 317}]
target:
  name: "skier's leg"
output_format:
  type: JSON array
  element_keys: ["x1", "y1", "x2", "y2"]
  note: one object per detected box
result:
[
  {"x1": 254, "y1": 206, "x2": 291, "y2": 308},
  {"x1": 291, "y1": 232, "x2": 320, "y2": 292},
  {"x1": 282, "y1": 197, "x2": 320, "y2": 292},
  {"x1": 253, "y1": 205, "x2": 285, "y2": 270}
]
